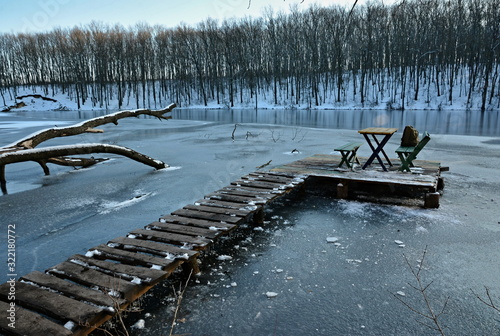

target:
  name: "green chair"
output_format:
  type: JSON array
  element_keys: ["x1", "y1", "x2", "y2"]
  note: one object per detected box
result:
[{"x1": 395, "y1": 131, "x2": 431, "y2": 172}]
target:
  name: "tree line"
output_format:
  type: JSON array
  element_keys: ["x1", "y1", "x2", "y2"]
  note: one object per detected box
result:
[{"x1": 0, "y1": 0, "x2": 498, "y2": 111}]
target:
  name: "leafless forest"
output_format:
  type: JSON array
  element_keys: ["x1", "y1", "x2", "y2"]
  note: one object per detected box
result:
[{"x1": 0, "y1": 0, "x2": 498, "y2": 111}]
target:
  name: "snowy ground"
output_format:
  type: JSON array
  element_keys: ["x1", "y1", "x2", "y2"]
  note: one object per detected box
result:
[{"x1": 0, "y1": 109, "x2": 499, "y2": 335}]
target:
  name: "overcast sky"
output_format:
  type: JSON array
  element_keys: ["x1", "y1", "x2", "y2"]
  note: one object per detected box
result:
[{"x1": 0, "y1": 0, "x2": 377, "y2": 34}]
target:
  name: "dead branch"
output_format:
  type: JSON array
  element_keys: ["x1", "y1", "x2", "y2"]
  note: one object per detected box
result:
[
  {"x1": 231, "y1": 123, "x2": 240, "y2": 141},
  {"x1": 1, "y1": 144, "x2": 168, "y2": 194},
  {"x1": 0, "y1": 104, "x2": 175, "y2": 194},
  {"x1": 472, "y1": 287, "x2": 500, "y2": 313},
  {"x1": 256, "y1": 160, "x2": 272, "y2": 169},
  {"x1": 169, "y1": 270, "x2": 193, "y2": 336},
  {"x1": 0, "y1": 144, "x2": 166, "y2": 169},
  {"x1": 1, "y1": 104, "x2": 176, "y2": 153},
  {"x1": 392, "y1": 246, "x2": 448, "y2": 336}
]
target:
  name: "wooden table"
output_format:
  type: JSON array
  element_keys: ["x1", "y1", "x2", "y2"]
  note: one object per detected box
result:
[{"x1": 358, "y1": 127, "x2": 398, "y2": 171}]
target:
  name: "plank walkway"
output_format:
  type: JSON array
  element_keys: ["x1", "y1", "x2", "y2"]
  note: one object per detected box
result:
[
  {"x1": 0, "y1": 172, "x2": 305, "y2": 336},
  {"x1": 0, "y1": 155, "x2": 445, "y2": 336}
]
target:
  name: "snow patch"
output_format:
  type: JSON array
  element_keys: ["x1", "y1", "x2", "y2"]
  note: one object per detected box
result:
[
  {"x1": 131, "y1": 319, "x2": 145, "y2": 329},
  {"x1": 64, "y1": 321, "x2": 75, "y2": 331},
  {"x1": 266, "y1": 292, "x2": 278, "y2": 298},
  {"x1": 99, "y1": 191, "x2": 154, "y2": 214},
  {"x1": 217, "y1": 255, "x2": 233, "y2": 261},
  {"x1": 85, "y1": 250, "x2": 101, "y2": 258},
  {"x1": 131, "y1": 277, "x2": 142, "y2": 285}
]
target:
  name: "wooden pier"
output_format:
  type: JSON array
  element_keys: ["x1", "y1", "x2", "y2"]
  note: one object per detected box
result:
[
  {"x1": 0, "y1": 155, "x2": 445, "y2": 336},
  {"x1": 271, "y1": 154, "x2": 446, "y2": 208}
]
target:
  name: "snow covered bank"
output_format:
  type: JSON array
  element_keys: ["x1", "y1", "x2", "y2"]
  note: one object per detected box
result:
[{"x1": 2, "y1": 72, "x2": 498, "y2": 113}]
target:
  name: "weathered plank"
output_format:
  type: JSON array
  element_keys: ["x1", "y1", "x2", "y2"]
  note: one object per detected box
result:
[
  {"x1": 159, "y1": 214, "x2": 237, "y2": 231},
  {"x1": 146, "y1": 221, "x2": 221, "y2": 239},
  {"x1": 194, "y1": 199, "x2": 260, "y2": 212},
  {"x1": 87, "y1": 244, "x2": 180, "y2": 269},
  {"x1": 47, "y1": 261, "x2": 140, "y2": 301},
  {"x1": 246, "y1": 172, "x2": 302, "y2": 184},
  {"x1": 20, "y1": 271, "x2": 122, "y2": 308},
  {"x1": 205, "y1": 192, "x2": 267, "y2": 205},
  {"x1": 217, "y1": 187, "x2": 278, "y2": 199},
  {"x1": 129, "y1": 228, "x2": 211, "y2": 248},
  {"x1": 183, "y1": 203, "x2": 251, "y2": 217},
  {"x1": 69, "y1": 254, "x2": 168, "y2": 285},
  {"x1": 0, "y1": 281, "x2": 105, "y2": 325},
  {"x1": 108, "y1": 236, "x2": 198, "y2": 260},
  {"x1": 0, "y1": 300, "x2": 72, "y2": 336},
  {"x1": 172, "y1": 208, "x2": 245, "y2": 224},
  {"x1": 231, "y1": 179, "x2": 292, "y2": 190},
  {"x1": 222, "y1": 184, "x2": 284, "y2": 194}
]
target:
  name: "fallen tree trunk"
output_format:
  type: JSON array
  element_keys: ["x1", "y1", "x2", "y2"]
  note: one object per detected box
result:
[
  {"x1": 0, "y1": 144, "x2": 168, "y2": 194},
  {"x1": 0, "y1": 104, "x2": 176, "y2": 194}
]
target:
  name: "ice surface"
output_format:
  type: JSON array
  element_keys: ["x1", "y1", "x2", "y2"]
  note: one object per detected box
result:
[{"x1": 2, "y1": 109, "x2": 499, "y2": 336}]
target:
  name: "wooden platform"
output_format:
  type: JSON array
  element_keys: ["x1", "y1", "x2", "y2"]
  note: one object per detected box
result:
[
  {"x1": 0, "y1": 155, "x2": 445, "y2": 336},
  {"x1": 271, "y1": 154, "x2": 445, "y2": 207}
]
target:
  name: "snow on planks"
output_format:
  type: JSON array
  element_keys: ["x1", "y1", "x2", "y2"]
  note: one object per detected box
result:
[{"x1": 0, "y1": 171, "x2": 304, "y2": 336}]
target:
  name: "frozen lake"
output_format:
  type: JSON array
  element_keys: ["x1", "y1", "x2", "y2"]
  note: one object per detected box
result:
[
  {"x1": 4, "y1": 107, "x2": 500, "y2": 136},
  {"x1": 0, "y1": 108, "x2": 499, "y2": 335}
]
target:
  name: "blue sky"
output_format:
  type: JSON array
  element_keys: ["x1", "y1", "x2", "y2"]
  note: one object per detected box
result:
[{"x1": 0, "y1": 0, "x2": 370, "y2": 34}]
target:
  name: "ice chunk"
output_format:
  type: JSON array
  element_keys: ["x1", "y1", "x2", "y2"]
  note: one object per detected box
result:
[
  {"x1": 64, "y1": 321, "x2": 75, "y2": 331},
  {"x1": 217, "y1": 255, "x2": 233, "y2": 261},
  {"x1": 266, "y1": 292, "x2": 278, "y2": 298},
  {"x1": 131, "y1": 319, "x2": 145, "y2": 329}
]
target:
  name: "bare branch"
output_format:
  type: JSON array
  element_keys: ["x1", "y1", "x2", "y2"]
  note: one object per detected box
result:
[
  {"x1": 0, "y1": 144, "x2": 166, "y2": 169},
  {"x1": 1, "y1": 104, "x2": 175, "y2": 152},
  {"x1": 394, "y1": 247, "x2": 448, "y2": 336},
  {"x1": 0, "y1": 144, "x2": 167, "y2": 194},
  {"x1": 472, "y1": 287, "x2": 500, "y2": 313}
]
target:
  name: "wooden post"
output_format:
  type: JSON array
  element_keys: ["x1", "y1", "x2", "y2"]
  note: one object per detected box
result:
[
  {"x1": 0, "y1": 165, "x2": 5, "y2": 194},
  {"x1": 337, "y1": 182, "x2": 349, "y2": 199},
  {"x1": 253, "y1": 207, "x2": 265, "y2": 226},
  {"x1": 424, "y1": 192, "x2": 440, "y2": 208},
  {"x1": 437, "y1": 177, "x2": 445, "y2": 191},
  {"x1": 182, "y1": 257, "x2": 200, "y2": 276}
]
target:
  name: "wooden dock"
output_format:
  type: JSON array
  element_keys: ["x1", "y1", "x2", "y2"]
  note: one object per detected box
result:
[
  {"x1": 0, "y1": 155, "x2": 445, "y2": 336},
  {"x1": 271, "y1": 154, "x2": 446, "y2": 208}
]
